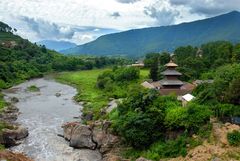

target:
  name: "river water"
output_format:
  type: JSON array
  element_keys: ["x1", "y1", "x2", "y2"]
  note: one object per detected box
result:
[{"x1": 3, "y1": 78, "x2": 102, "y2": 161}]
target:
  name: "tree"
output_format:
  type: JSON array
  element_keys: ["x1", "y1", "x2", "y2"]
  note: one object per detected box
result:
[
  {"x1": 224, "y1": 78, "x2": 240, "y2": 105},
  {"x1": 149, "y1": 59, "x2": 159, "y2": 81}
]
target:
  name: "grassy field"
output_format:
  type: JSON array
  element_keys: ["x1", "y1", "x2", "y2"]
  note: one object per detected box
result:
[{"x1": 55, "y1": 68, "x2": 149, "y2": 118}]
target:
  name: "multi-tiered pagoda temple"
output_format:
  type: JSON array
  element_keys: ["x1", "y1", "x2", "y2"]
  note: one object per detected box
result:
[
  {"x1": 141, "y1": 59, "x2": 195, "y2": 96},
  {"x1": 160, "y1": 60, "x2": 183, "y2": 89}
]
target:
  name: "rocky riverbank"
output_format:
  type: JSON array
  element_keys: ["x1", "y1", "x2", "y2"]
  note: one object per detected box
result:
[
  {"x1": 0, "y1": 97, "x2": 30, "y2": 160},
  {"x1": 62, "y1": 120, "x2": 123, "y2": 161}
]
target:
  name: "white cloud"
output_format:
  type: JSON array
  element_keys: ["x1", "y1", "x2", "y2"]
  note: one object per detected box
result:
[
  {"x1": 0, "y1": 0, "x2": 239, "y2": 44},
  {"x1": 169, "y1": 0, "x2": 240, "y2": 16}
]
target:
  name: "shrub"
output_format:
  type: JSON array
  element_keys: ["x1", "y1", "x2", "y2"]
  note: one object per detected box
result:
[
  {"x1": 165, "y1": 103, "x2": 211, "y2": 131},
  {"x1": 112, "y1": 89, "x2": 165, "y2": 149},
  {"x1": 165, "y1": 107, "x2": 187, "y2": 129},
  {"x1": 114, "y1": 67, "x2": 140, "y2": 82},
  {"x1": 183, "y1": 103, "x2": 211, "y2": 131},
  {"x1": 0, "y1": 79, "x2": 6, "y2": 89},
  {"x1": 142, "y1": 135, "x2": 188, "y2": 160},
  {"x1": 27, "y1": 85, "x2": 40, "y2": 92},
  {"x1": 227, "y1": 130, "x2": 240, "y2": 146}
]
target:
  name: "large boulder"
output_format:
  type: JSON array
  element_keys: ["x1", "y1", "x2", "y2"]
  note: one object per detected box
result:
[
  {"x1": 62, "y1": 121, "x2": 120, "y2": 155},
  {"x1": 62, "y1": 122, "x2": 79, "y2": 141},
  {"x1": 0, "y1": 125, "x2": 28, "y2": 147},
  {"x1": 62, "y1": 122, "x2": 97, "y2": 150}
]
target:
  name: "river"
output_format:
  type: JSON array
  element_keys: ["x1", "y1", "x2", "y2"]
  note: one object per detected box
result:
[{"x1": 3, "y1": 78, "x2": 102, "y2": 161}]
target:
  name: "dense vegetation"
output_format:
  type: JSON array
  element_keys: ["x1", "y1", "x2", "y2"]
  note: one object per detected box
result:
[
  {"x1": 111, "y1": 89, "x2": 211, "y2": 148},
  {"x1": 109, "y1": 89, "x2": 211, "y2": 160},
  {"x1": 63, "y1": 11, "x2": 240, "y2": 57},
  {"x1": 106, "y1": 40, "x2": 240, "y2": 160}
]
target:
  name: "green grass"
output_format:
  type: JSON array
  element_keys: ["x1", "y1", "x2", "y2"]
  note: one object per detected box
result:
[
  {"x1": 55, "y1": 68, "x2": 149, "y2": 119},
  {"x1": 27, "y1": 85, "x2": 40, "y2": 92},
  {"x1": 0, "y1": 93, "x2": 6, "y2": 111}
]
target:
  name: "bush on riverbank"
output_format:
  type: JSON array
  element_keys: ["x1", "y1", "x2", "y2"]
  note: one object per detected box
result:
[{"x1": 27, "y1": 85, "x2": 40, "y2": 92}]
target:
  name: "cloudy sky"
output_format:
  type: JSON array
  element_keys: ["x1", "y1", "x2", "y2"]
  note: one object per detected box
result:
[{"x1": 0, "y1": 0, "x2": 239, "y2": 45}]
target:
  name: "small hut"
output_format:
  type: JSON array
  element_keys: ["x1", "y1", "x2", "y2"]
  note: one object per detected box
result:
[{"x1": 181, "y1": 94, "x2": 195, "y2": 107}]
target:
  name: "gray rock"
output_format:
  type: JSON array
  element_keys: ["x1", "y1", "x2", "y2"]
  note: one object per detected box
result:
[
  {"x1": 55, "y1": 92, "x2": 61, "y2": 97},
  {"x1": 62, "y1": 122, "x2": 79, "y2": 141},
  {"x1": 93, "y1": 126, "x2": 119, "y2": 154},
  {"x1": 10, "y1": 97, "x2": 19, "y2": 103},
  {"x1": 69, "y1": 125, "x2": 97, "y2": 150}
]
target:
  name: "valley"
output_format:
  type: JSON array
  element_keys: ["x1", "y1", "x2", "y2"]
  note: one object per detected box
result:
[{"x1": 0, "y1": 9, "x2": 240, "y2": 161}]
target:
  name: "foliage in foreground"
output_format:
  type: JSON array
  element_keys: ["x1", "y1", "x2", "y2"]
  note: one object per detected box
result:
[{"x1": 110, "y1": 88, "x2": 211, "y2": 150}]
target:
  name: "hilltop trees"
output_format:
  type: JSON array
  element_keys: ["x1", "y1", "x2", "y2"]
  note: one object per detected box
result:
[{"x1": 0, "y1": 22, "x2": 12, "y2": 32}]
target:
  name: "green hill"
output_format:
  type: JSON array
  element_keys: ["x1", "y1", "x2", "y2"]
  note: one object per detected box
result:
[
  {"x1": 0, "y1": 21, "x2": 58, "y2": 88},
  {"x1": 62, "y1": 11, "x2": 240, "y2": 57}
]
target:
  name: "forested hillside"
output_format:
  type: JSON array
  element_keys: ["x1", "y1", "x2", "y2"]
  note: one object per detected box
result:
[
  {"x1": 62, "y1": 11, "x2": 240, "y2": 57},
  {"x1": 0, "y1": 21, "x2": 129, "y2": 89}
]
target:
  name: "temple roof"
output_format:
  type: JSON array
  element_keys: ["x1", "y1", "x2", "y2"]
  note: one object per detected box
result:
[
  {"x1": 160, "y1": 79, "x2": 184, "y2": 86},
  {"x1": 165, "y1": 60, "x2": 178, "y2": 67},
  {"x1": 162, "y1": 69, "x2": 182, "y2": 76}
]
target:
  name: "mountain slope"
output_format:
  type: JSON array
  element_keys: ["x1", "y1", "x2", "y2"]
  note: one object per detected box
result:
[
  {"x1": 62, "y1": 11, "x2": 240, "y2": 57},
  {"x1": 0, "y1": 21, "x2": 62, "y2": 88},
  {"x1": 37, "y1": 40, "x2": 77, "y2": 52}
]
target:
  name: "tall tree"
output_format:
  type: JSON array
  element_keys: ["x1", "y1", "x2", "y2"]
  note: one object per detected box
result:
[{"x1": 149, "y1": 59, "x2": 159, "y2": 81}]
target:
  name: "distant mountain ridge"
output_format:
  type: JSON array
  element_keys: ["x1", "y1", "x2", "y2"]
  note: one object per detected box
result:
[
  {"x1": 37, "y1": 40, "x2": 77, "y2": 52},
  {"x1": 62, "y1": 11, "x2": 240, "y2": 57}
]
